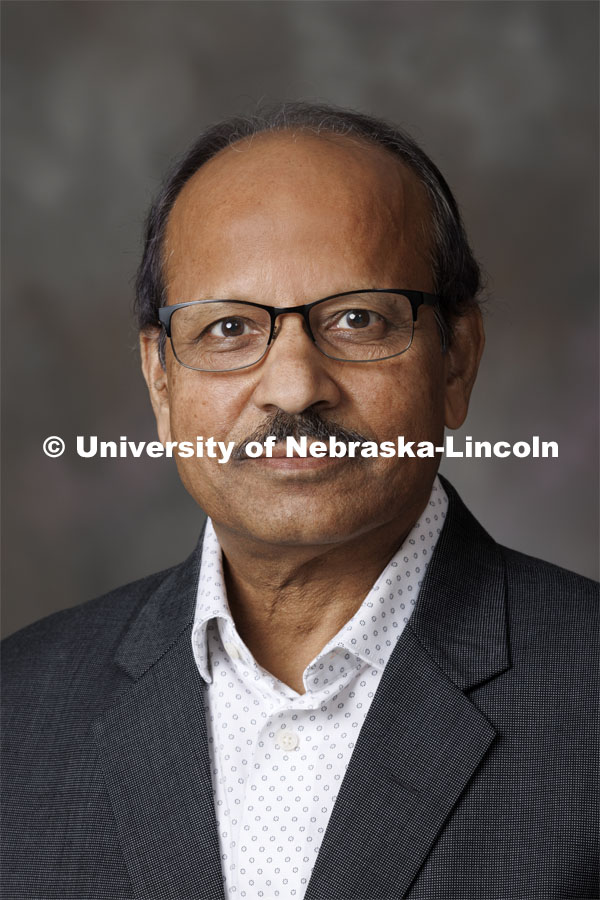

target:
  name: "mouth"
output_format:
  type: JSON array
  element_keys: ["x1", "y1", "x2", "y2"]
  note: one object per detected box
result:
[
  {"x1": 269, "y1": 443, "x2": 310, "y2": 459},
  {"x1": 240, "y1": 440, "x2": 350, "y2": 472}
]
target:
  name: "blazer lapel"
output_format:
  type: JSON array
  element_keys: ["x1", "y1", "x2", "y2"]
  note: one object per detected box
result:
[
  {"x1": 305, "y1": 479, "x2": 511, "y2": 900},
  {"x1": 93, "y1": 541, "x2": 225, "y2": 900}
]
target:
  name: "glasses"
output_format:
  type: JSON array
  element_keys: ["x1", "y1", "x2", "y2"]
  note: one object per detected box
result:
[{"x1": 158, "y1": 289, "x2": 441, "y2": 373}]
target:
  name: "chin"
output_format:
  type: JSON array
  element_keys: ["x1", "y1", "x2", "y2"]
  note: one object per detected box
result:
[{"x1": 216, "y1": 492, "x2": 401, "y2": 549}]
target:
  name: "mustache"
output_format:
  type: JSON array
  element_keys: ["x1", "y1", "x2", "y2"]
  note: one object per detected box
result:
[{"x1": 232, "y1": 409, "x2": 371, "y2": 460}]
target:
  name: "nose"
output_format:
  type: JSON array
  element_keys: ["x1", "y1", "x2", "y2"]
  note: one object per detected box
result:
[{"x1": 251, "y1": 314, "x2": 341, "y2": 415}]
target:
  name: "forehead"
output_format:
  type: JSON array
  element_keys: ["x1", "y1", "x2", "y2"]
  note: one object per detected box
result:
[{"x1": 163, "y1": 130, "x2": 433, "y2": 300}]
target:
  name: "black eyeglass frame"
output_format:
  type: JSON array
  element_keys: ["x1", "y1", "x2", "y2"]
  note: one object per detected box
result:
[{"x1": 158, "y1": 288, "x2": 442, "y2": 372}]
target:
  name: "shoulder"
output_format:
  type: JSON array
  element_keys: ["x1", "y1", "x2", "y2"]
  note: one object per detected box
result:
[
  {"x1": 500, "y1": 543, "x2": 598, "y2": 602},
  {"x1": 499, "y1": 544, "x2": 598, "y2": 651},
  {"x1": 1, "y1": 564, "x2": 179, "y2": 693}
]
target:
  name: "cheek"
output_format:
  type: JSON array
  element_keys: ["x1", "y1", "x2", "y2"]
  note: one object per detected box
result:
[
  {"x1": 349, "y1": 351, "x2": 446, "y2": 438},
  {"x1": 166, "y1": 376, "x2": 240, "y2": 508},
  {"x1": 167, "y1": 370, "x2": 245, "y2": 441}
]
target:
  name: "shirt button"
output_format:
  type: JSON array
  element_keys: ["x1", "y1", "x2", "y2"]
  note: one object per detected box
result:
[
  {"x1": 223, "y1": 642, "x2": 241, "y2": 660},
  {"x1": 278, "y1": 730, "x2": 299, "y2": 751}
]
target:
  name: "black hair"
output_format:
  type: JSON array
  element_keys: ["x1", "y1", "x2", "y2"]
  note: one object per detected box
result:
[{"x1": 134, "y1": 101, "x2": 482, "y2": 362}]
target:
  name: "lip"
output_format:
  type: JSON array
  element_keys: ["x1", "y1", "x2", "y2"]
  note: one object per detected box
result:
[
  {"x1": 238, "y1": 440, "x2": 347, "y2": 470},
  {"x1": 269, "y1": 444, "x2": 308, "y2": 459},
  {"x1": 251, "y1": 455, "x2": 343, "y2": 470}
]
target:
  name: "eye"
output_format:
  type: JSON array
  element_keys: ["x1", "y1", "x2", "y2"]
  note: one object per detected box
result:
[
  {"x1": 336, "y1": 309, "x2": 381, "y2": 329},
  {"x1": 207, "y1": 317, "x2": 248, "y2": 337}
]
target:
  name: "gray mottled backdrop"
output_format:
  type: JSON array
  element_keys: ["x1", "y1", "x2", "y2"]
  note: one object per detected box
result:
[{"x1": 2, "y1": 0, "x2": 598, "y2": 637}]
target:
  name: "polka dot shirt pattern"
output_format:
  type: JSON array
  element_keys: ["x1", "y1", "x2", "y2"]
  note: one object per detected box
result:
[{"x1": 192, "y1": 478, "x2": 448, "y2": 900}]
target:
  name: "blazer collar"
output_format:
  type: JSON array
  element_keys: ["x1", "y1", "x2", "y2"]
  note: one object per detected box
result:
[
  {"x1": 410, "y1": 474, "x2": 510, "y2": 690},
  {"x1": 114, "y1": 525, "x2": 205, "y2": 682}
]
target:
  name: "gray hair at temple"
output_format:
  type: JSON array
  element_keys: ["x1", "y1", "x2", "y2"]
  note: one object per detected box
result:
[{"x1": 134, "y1": 102, "x2": 483, "y2": 364}]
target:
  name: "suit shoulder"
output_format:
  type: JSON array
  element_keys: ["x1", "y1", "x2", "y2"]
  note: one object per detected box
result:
[
  {"x1": 500, "y1": 545, "x2": 598, "y2": 646},
  {"x1": 501, "y1": 544, "x2": 598, "y2": 598},
  {"x1": 1, "y1": 564, "x2": 179, "y2": 678}
]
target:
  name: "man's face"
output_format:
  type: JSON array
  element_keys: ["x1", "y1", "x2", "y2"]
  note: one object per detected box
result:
[{"x1": 142, "y1": 132, "x2": 482, "y2": 547}]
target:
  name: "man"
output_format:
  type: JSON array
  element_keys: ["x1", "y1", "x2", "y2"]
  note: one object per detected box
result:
[{"x1": 2, "y1": 103, "x2": 597, "y2": 900}]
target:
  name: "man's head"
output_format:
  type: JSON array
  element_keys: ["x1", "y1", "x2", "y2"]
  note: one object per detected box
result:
[{"x1": 138, "y1": 103, "x2": 484, "y2": 548}]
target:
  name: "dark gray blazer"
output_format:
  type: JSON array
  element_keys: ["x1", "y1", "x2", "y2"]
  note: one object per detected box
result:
[{"x1": 2, "y1": 480, "x2": 598, "y2": 900}]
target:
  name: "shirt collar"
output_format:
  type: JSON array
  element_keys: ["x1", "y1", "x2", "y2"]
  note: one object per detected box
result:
[
  {"x1": 192, "y1": 476, "x2": 448, "y2": 685},
  {"x1": 191, "y1": 519, "x2": 233, "y2": 683}
]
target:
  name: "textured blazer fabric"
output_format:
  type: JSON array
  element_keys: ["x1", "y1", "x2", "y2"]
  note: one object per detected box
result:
[{"x1": 2, "y1": 478, "x2": 598, "y2": 900}]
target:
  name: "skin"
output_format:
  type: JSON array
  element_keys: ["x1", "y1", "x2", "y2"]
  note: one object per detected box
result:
[{"x1": 141, "y1": 131, "x2": 484, "y2": 692}]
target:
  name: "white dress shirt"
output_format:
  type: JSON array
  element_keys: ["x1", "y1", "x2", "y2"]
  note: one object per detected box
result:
[{"x1": 191, "y1": 477, "x2": 448, "y2": 900}]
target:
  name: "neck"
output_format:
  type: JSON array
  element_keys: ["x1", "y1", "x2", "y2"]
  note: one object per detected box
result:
[{"x1": 213, "y1": 504, "x2": 426, "y2": 693}]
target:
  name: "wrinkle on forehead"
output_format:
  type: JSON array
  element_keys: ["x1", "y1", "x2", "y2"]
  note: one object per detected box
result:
[{"x1": 163, "y1": 131, "x2": 434, "y2": 302}]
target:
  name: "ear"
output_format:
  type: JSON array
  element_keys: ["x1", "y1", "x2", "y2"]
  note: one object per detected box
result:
[
  {"x1": 140, "y1": 328, "x2": 172, "y2": 444},
  {"x1": 443, "y1": 307, "x2": 485, "y2": 430}
]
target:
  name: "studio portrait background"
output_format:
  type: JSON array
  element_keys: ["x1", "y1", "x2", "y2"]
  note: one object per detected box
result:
[{"x1": 2, "y1": 0, "x2": 598, "y2": 638}]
